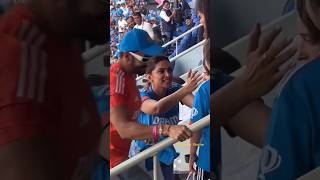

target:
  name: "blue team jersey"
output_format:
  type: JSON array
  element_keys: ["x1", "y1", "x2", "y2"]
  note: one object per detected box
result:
[
  {"x1": 191, "y1": 80, "x2": 211, "y2": 172},
  {"x1": 211, "y1": 69, "x2": 234, "y2": 179},
  {"x1": 129, "y1": 82, "x2": 182, "y2": 166},
  {"x1": 257, "y1": 59, "x2": 320, "y2": 179}
]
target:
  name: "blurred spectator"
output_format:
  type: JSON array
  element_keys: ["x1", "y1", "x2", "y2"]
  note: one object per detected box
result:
[
  {"x1": 186, "y1": 17, "x2": 194, "y2": 30},
  {"x1": 160, "y1": 0, "x2": 176, "y2": 44},
  {"x1": 149, "y1": 16, "x2": 158, "y2": 28},
  {"x1": 177, "y1": 0, "x2": 191, "y2": 19},
  {"x1": 126, "y1": 16, "x2": 136, "y2": 31},
  {"x1": 118, "y1": 15, "x2": 127, "y2": 40},
  {"x1": 133, "y1": 12, "x2": 155, "y2": 39}
]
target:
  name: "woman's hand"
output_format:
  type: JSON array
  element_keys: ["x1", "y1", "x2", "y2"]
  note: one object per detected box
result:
[
  {"x1": 239, "y1": 23, "x2": 297, "y2": 99},
  {"x1": 183, "y1": 69, "x2": 204, "y2": 94}
]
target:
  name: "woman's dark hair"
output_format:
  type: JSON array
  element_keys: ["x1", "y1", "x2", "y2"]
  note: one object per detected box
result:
[
  {"x1": 163, "y1": 0, "x2": 170, "y2": 5},
  {"x1": 297, "y1": 0, "x2": 320, "y2": 43},
  {"x1": 196, "y1": 0, "x2": 210, "y2": 38},
  {"x1": 309, "y1": 0, "x2": 320, "y2": 9},
  {"x1": 203, "y1": 38, "x2": 211, "y2": 75},
  {"x1": 145, "y1": 56, "x2": 170, "y2": 74}
]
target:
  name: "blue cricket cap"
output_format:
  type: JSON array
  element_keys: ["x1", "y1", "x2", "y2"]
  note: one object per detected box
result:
[{"x1": 118, "y1": 29, "x2": 164, "y2": 56}]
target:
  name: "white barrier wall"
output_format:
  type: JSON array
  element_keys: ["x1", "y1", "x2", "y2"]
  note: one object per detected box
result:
[
  {"x1": 213, "y1": 0, "x2": 288, "y2": 48},
  {"x1": 82, "y1": 45, "x2": 109, "y2": 76}
]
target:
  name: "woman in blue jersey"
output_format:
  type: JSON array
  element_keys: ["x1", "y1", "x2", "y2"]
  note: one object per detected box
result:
[
  {"x1": 257, "y1": 0, "x2": 320, "y2": 179},
  {"x1": 129, "y1": 56, "x2": 203, "y2": 180},
  {"x1": 189, "y1": 38, "x2": 211, "y2": 180}
]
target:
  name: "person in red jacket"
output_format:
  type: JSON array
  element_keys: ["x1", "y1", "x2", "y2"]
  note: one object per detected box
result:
[{"x1": 0, "y1": 1, "x2": 107, "y2": 180}]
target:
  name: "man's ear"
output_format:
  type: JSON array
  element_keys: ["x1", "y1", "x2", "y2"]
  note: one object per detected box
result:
[
  {"x1": 147, "y1": 74, "x2": 152, "y2": 82},
  {"x1": 122, "y1": 52, "x2": 133, "y2": 64}
]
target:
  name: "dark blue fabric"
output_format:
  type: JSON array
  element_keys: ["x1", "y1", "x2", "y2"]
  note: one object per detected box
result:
[{"x1": 257, "y1": 59, "x2": 320, "y2": 180}]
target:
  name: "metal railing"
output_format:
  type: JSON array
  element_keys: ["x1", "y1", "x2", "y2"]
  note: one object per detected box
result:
[
  {"x1": 162, "y1": 23, "x2": 203, "y2": 56},
  {"x1": 110, "y1": 114, "x2": 210, "y2": 178}
]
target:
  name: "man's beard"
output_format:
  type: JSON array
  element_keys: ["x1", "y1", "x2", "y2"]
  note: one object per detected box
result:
[{"x1": 134, "y1": 65, "x2": 147, "y2": 76}]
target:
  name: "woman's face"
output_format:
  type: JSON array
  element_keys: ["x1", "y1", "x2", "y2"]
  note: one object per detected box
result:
[
  {"x1": 297, "y1": 17, "x2": 320, "y2": 61},
  {"x1": 199, "y1": 12, "x2": 206, "y2": 29},
  {"x1": 149, "y1": 60, "x2": 173, "y2": 89},
  {"x1": 199, "y1": 12, "x2": 207, "y2": 37}
]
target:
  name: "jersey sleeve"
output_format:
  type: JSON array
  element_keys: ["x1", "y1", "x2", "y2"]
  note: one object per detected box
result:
[
  {"x1": 191, "y1": 83, "x2": 209, "y2": 123},
  {"x1": 140, "y1": 89, "x2": 152, "y2": 102},
  {"x1": 0, "y1": 34, "x2": 46, "y2": 146},
  {"x1": 110, "y1": 66, "x2": 128, "y2": 107}
]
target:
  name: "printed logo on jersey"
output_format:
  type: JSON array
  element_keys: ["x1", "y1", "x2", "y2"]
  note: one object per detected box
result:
[
  {"x1": 258, "y1": 145, "x2": 282, "y2": 180},
  {"x1": 153, "y1": 115, "x2": 179, "y2": 125},
  {"x1": 190, "y1": 107, "x2": 198, "y2": 119}
]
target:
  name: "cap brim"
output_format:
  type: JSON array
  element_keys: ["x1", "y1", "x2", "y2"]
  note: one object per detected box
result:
[{"x1": 140, "y1": 44, "x2": 165, "y2": 57}]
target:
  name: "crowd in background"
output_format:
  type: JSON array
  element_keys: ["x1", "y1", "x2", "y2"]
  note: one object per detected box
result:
[{"x1": 110, "y1": 0, "x2": 205, "y2": 64}]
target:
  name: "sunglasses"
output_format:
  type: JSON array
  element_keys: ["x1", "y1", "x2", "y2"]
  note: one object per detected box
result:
[{"x1": 129, "y1": 52, "x2": 150, "y2": 63}]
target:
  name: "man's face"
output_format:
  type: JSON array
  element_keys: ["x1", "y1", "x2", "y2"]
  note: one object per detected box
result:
[
  {"x1": 133, "y1": 6, "x2": 139, "y2": 12},
  {"x1": 127, "y1": 18, "x2": 135, "y2": 28},
  {"x1": 133, "y1": 15, "x2": 142, "y2": 25},
  {"x1": 62, "y1": 0, "x2": 107, "y2": 44},
  {"x1": 122, "y1": 52, "x2": 147, "y2": 75}
]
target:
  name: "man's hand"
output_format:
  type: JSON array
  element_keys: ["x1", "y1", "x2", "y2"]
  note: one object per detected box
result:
[{"x1": 163, "y1": 125, "x2": 192, "y2": 142}]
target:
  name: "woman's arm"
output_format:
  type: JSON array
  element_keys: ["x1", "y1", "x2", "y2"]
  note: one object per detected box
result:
[
  {"x1": 141, "y1": 70, "x2": 202, "y2": 115},
  {"x1": 141, "y1": 87, "x2": 190, "y2": 115},
  {"x1": 223, "y1": 99, "x2": 271, "y2": 148}
]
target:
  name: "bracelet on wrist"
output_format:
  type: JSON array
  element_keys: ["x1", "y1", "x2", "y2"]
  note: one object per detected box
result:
[{"x1": 153, "y1": 125, "x2": 159, "y2": 144}]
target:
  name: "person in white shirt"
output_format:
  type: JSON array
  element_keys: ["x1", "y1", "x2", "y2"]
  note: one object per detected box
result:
[
  {"x1": 118, "y1": 15, "x2": 127, "y2": 40},
  {"x1": 133, "y1": 12, "x2": 155, "y2": 40},
  {"x1": 159, "y1": 0, "x2": 176, "y2": 44}
]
